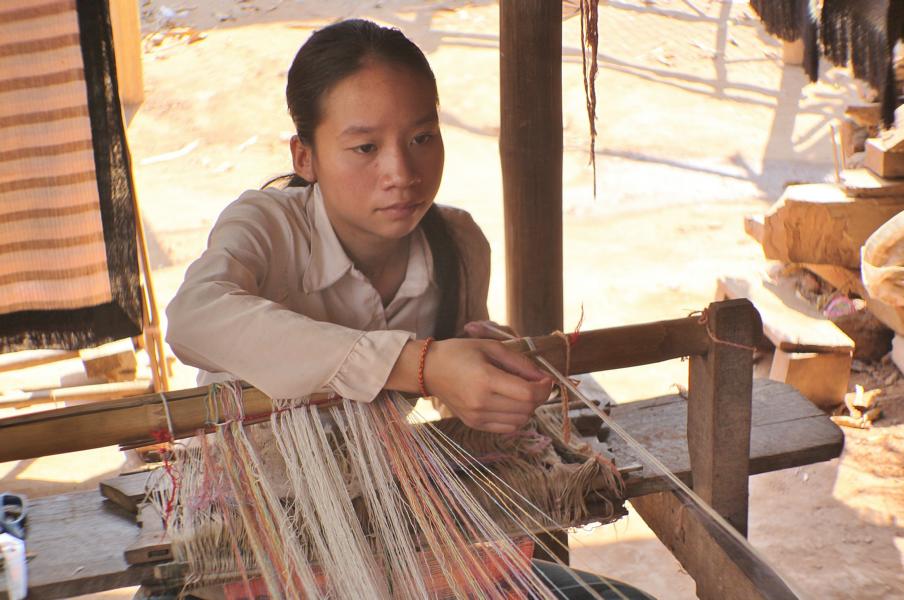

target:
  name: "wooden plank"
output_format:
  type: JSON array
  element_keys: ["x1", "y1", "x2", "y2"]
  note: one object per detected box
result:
[
  {"x1": 0, "y1": 492, "x2": 154, "y2": 600},
  {"x1": 80, "y1": 340, "x2": 137, "y2": 382},
  {"x1": 125, "y1": 505, "x2": 172, "y2": 565},
  {"x1": 841, "y1": 168, "x2": 904, "y2": 198},
  {"x1": 610, "y1": 379, "x2": 844, "y2": 498},
  {"x1": 762, "y1": 183, "x2": 904, "y2": 267},
  {"x1": 0, "y1": 320, "x2": 712, "y2": 463},
  {"x1": 865, "y1": 138, "x2": 904, "y2": 179},
  {"x1": 0, "y1": 350, "x2": 79, "y2": 373},
  {"x1": 632, "y1": 490, "x2": 798, "y2": 600},
  {"x1": 718, "y1": 272, "x2": 854, "y2": 353},
  {"x1": 109, "y1": 0, "x2": 144, "y2": 107},
  {"x1": 101, "y1": 471, "x2": 154, "y2": 513},
  {"x1": 500, "y1": 0, "x2": 563, "y2": 336},
  {"x1": 769, "y1": 350, "x2": 852, "y2": 409},
  {"x1": 687, "y1": 300, "x2": 756, "y2": 535},
  {"x1": 0, "y1": 380, "x2": 152, "y2": 410}
]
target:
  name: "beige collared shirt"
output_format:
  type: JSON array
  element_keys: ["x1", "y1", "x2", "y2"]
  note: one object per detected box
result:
[{"x1": 165, "y1": 184, "x2": 490, "y2": 401}]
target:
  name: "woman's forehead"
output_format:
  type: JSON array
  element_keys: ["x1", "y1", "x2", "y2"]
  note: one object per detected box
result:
[{"x1": 317, "y1": 61, "x2": 438, "y2": 134}]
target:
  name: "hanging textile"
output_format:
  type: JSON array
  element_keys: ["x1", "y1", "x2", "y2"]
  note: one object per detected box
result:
[
  {"x1": 751, "y1": 0, "x2": 904, "y2": 126},
  {"x1": 0, "y1": 0, "x2": 142, "y2": 352},
  {"x1": 749, "y1": 0, "x2": 820, "y2": 81}
]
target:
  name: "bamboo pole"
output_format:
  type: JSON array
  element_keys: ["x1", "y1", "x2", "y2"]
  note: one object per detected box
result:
[
  {"x1": 0, "y1": 316, "x2": 717, "y2": 463},
  {"x1": 499, "y1": 0, "x2": 564, "y2": 337}
]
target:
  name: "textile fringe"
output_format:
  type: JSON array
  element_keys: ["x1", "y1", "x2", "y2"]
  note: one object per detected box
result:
[{"x1": 149, "y1": 385, "x2": 625, "y2": 598}]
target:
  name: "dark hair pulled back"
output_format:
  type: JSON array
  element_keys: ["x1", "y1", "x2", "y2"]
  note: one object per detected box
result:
[{"x1": 282, "y1": 19, "x2": 460, "y2": 339}]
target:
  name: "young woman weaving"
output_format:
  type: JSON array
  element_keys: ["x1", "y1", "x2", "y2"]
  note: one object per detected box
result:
[{"x1": 166, "y1": 19, "x2": 653, "y2": 600}]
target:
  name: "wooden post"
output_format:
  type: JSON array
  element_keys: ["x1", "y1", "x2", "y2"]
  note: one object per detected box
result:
[
  {"x1": 499, "y1": 0, "x2": 563, "y2": 336},
  {"x1": 108, "y1": 0, "x2": 144, "y2": 108},
  {"x1": 687, "y1": 299, "x2": 759, "y2": 535}
]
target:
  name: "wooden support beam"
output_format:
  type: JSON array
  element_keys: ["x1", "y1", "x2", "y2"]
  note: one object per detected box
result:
[
  {"x1": 0, "y1": 317, "x2": 715, "y2": 463},
  {"x1": 632, "y1": 490, "x2": 798, "y2": 600},
  {"x1": 499, "y1": 0, "x2": 563, "y2": 336},
  {"x1": 687, "y1": 299, "x2": 757, "y2": 536}
]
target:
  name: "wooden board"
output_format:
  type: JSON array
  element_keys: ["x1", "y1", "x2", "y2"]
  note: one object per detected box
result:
[
  {"x1": 769, "y1": 350, "x2": 852, "y2": 409},
  {"x1": 609, "y1": 379, "x2": 843, "y2": 497},
  {"x1": 865, "y1": 139, "x2": 904, "y2": 179},
  {"x1": 762, "y1": 183, "x2": 904, "y2": 268},
  {"x1": 717, "y1": 272, "x2": 854, "y2": 354},
  {"x1": 0, "y1": 493, "x2": 154, "y2": 599},
  {"x1": 841, "y1": 168, "x2": 904, "y2": 198}
]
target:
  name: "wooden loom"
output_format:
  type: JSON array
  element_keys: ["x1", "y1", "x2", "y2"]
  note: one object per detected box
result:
[{"x1": 0, "y1": 299, "x2": 843, "y2": 599}]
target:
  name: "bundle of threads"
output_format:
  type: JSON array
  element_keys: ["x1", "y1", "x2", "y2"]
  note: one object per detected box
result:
[{"x1": 148, "y1": 382, "x2": 625, "y2": 598}]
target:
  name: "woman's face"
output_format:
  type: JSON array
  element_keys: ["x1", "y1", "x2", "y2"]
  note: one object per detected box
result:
[{"x1": 294, "y1": 59, "x2": 444, "y2": 249}]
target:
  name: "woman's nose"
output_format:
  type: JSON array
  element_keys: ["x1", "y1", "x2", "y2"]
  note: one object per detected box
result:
[{"x1": 381, "y1": 148, "x2": 419, "y2": 188}]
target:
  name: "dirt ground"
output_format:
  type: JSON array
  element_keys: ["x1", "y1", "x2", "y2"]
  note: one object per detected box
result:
[{"x1": 2, "y1": 0, "x2": 903, "y2": 598}]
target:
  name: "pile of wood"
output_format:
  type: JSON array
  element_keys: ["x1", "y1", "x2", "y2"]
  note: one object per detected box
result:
[{"x1": 731, "y1": 108, "x2": 904, "y2": 412}]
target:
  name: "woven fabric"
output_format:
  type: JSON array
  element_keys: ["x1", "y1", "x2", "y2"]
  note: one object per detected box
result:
[{"x1": 0, "y1": 0, "x2": 142, "y2": 352}]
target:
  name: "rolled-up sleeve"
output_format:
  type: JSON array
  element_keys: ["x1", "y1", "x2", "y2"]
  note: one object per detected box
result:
[{"x1": 165, "y1": 196, "x2": 409, "y2": 401}]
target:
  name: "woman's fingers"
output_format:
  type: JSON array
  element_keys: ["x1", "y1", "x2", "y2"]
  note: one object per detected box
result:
[
  {"x1": 483, "y1": 341, "x2": 549, "y2": 382},
  {"x1": 463, "y1": 320, "x2": 515, "y2": 340}
]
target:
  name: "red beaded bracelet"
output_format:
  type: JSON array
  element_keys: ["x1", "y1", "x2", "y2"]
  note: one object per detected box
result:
[{"x1": 417, "y1": 337, "x2": 434, "y2": 398}]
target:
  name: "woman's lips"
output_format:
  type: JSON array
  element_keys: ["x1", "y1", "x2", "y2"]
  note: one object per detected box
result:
[{"x1": 379, "y1": 201, "x2": 422, "y2": 218}]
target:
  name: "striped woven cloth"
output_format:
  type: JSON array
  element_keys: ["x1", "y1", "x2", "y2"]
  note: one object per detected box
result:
[{"x1": 0, "y1": 0, "x2": 142, "y2": 352}]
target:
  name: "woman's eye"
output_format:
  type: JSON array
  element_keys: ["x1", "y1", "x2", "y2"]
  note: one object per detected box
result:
[
  {"x1": 412, "y1": 133, "x2": 434, "y2": 145},
  {"x1": 353, "y1": 143, "x2": 377, "y2": 154}
]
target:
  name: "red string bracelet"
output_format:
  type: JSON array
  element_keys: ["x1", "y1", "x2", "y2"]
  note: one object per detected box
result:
[{"x1": 418, "y1": 337, "x2": 434, "y2": 397}]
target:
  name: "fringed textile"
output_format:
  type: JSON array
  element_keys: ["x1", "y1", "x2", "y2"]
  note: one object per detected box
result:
[
  {"x1": 151, "y1": 386, "x2": 625, "y2": 598},
  {"x1": 0, "y1": 0, "x2": 142, "y2": 352}
]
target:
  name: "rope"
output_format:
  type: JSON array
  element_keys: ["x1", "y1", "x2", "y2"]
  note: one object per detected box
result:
[{"x1": 694, "y1": 308, "x2": 757, "y2": 352}]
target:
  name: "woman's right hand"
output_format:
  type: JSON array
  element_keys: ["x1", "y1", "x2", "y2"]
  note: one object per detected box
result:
[{"x1": 422, "y1": 338, "x2": 553, "y2": 434}]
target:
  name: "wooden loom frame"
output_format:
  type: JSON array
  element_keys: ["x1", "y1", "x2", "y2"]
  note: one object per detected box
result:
[{"x1": 0, "y1": 298, "x2": 842, "y2": 599}]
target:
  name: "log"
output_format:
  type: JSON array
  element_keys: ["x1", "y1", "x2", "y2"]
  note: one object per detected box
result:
[
  {"x1": 762, "y1": 183, "x2": 904, "y2": 268},
  {"x1": 500, "y1": 0, "x2": 563, "y2": 336}
]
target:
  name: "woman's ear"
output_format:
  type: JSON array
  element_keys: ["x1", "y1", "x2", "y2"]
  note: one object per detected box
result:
[{"x1": 290, "y1": 135, "x2": 316, "y2": 182}]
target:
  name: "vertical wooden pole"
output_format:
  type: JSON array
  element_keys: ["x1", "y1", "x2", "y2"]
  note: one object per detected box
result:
[
  {"x1": 108, "y1": 0, "x2": 144, "y2": 108},
  {"x1": 499, "y1": 0, "x2": 563, "y2": 337},
  {"x1": 687, "y1": 299, "x2": 759, "y2": 535}
]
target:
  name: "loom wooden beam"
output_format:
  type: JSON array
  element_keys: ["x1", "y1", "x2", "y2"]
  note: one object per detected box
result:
[
  {"x1": 0, "y1": 314, "x2": 718, "y2": 463},
  {"x1": 499, "y1": 0, "x2": 563, "y2": 337},
  {"x1": 687, "y1": 299, "x2": 757, "y2": 536},
  {"x1": 631, "y1": 491, "x2": 798, "y2": 600}
]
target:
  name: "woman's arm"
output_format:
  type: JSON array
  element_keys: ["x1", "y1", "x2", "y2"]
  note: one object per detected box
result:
[{"x1": 166, "y1": 195, "x2": 411, "y2": 402}]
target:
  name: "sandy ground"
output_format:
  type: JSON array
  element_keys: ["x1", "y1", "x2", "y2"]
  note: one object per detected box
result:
[{"x1": 2, "y1": 0, "x2": 903, "y2": 598}]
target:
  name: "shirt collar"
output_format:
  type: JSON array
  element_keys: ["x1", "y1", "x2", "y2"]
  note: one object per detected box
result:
[
  {"x1": 302, "y1": 184, "x2": 353, "y2": 293},
  {"x1": 301, "y1": 184, "x2": 435, "y2": 298}
]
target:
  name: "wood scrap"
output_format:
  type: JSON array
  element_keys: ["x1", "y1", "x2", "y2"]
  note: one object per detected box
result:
[
  {"x1": 769, "y1": 350, "x2": 852, "y2": 410},
  {"x1": 80, "y1": 339, "x2": 138, "y2": 382},
  {"x1": 717, "y1": 272, "x2": 854, "y2": 354},
  {"x1": 804, "y1": 263, "x2": 904, "y2": 336},
  {"x1": 844, "y1": 103, "x2": 881, "y2": 128},
  {"x1": 865, "y1": 138, "x2": 904, "y2": 179},
  {"x1": 841, "y1": 168, "x2": 904, "y2": 198},
  {"x1": 831, "y1": 385, "x2": 883, "y2": 428},
  {"x1": 762, "y1": 183, "x2": 904, "y2": 268}
]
